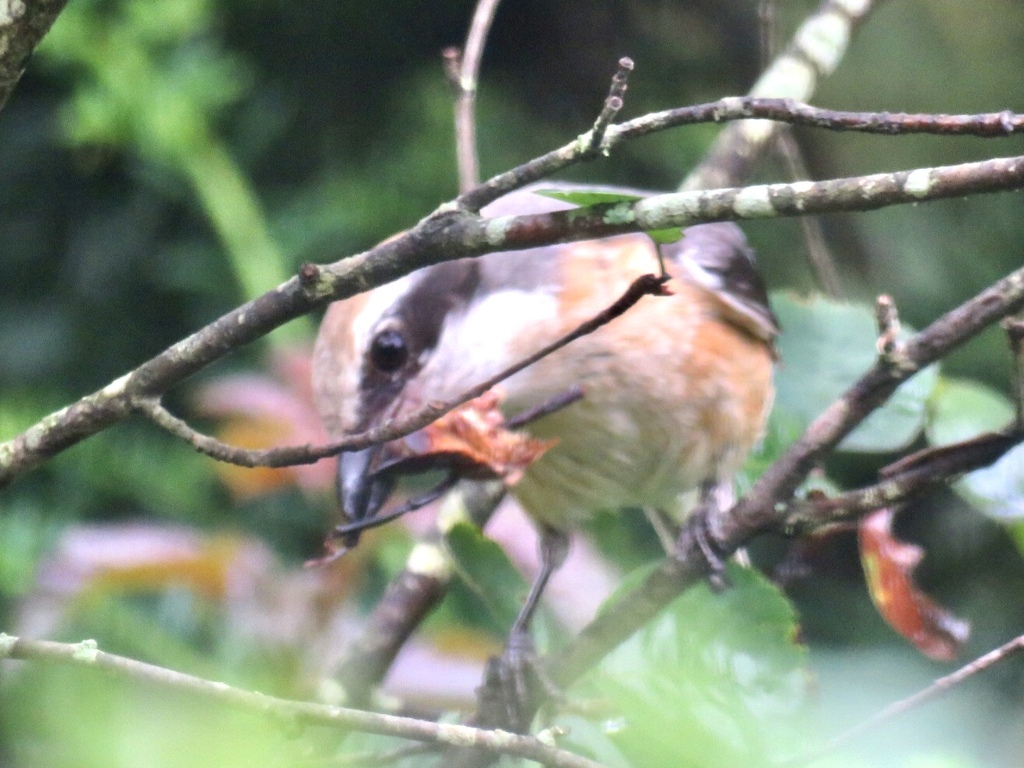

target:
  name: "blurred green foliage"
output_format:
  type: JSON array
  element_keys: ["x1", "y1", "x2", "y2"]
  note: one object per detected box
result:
[
  {"x1": 578, "y1": 565, "x2": 807, "y2": 767},
  {"x1": 3, "y1": 0, "x2": 1024, "y2": 766}
]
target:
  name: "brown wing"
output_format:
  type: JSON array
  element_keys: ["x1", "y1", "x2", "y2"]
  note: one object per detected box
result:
[{"x1": 661, "y1": 223, "x2": 780, "y2": 347}]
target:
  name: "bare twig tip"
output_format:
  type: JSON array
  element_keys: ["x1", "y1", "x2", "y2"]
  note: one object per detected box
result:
[
  {"x1": 442, "y1": 46, "x2": 462, "y2": 85},
  {"x1": 875, "y1": 294, "x2": 902, "y2": 360},
  {"x1": 587, "y1": 54, "x2": 636, "y2": 153},
  {"x1": 298, "y1": 262, "x2": 321, "y2": 285}
]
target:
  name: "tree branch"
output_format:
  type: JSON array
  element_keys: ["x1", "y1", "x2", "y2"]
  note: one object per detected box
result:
[
  {"x1": 0, "y1": 634, "x2": 602, "y2": 768},
  {"x1": 586, "y1": 56, "x2": 634, "y2": 154},
  {"x1": 0, "y1": 0, "x2": 70, "y2": 112},
  {"x1": 3, "y1": 145, "x2": 1024, "y2": 489},
  {"x1": 782, "y1": 428, "x2": 1024, "y2": 530},
  {"x1": 446, "y1": 0, "x2": 503, "y2": 192},
  {"x1": 459, "y1": 91, "x2": 1024, "y2": 214},
  {"x1": 790, "y1": 632, "x2": 1024, "y2": 764}
]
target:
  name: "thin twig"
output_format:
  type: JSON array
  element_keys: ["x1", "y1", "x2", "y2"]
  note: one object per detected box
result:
[
  {"x1": 758, "y1": 0, "x2": 777, "y2": 69},
  {"x1": 587, "y1": 57, "x2": 634, "y2": 153},
  {"x1": 875, "y1": 294, "x2": 902, "y2": 361},
  {"x1": 506, "y1": 386, "x2": 585, "y2": 430},
  {"x1": 0, "y1": 635, "x2": 603, "y2": 768},
  {"x1": 133, "y1": 275, "x2": 667, "y2": 468},
  {"x1": 1002, "y1": 317, "x2": 1024, "y2": 429},
  {"x1": 774, "y1": 129, "x2": 844, "y2": 297},
  {"x1": 789, "y1": 633, "x2": 1024, "y2": 765},
  {"x1": 325, "y1": 743, "x2": 438, "y2": 767},
  {"x1": 451, "y1": 0, "x2": 504, "y2": 192},
  {"x1": 325, "y1": 475, "x2": 459, "y2": 549},
  {"x1": 781, "y1": 428, "x2": 1024, "y2": 530}
]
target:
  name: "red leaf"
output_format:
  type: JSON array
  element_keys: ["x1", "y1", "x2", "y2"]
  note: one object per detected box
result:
[
  {"x1": 390, "y1": 390, "x2": 556, "y2": 484},
  {"x1": 858, "y1": 507, "x2": 969, "y2": 661}
]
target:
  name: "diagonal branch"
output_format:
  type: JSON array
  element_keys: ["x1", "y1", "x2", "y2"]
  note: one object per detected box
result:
[
  {"x1": 0, "y1": 0, "x2": 70, "y2": 112},
  {"x1": 782, "y1": 428, "x2": 1024, "y2": 530},
  {"x1": 790, "y1": 632, "x2": 1024, "y2": 764}
]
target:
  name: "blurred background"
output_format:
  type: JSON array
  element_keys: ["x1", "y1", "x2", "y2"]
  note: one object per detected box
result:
[{"x1": 3, "y1": 0, "x2": 1024, "y2": 765}]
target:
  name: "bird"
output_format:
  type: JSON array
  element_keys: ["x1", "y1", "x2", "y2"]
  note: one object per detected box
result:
[{"x1": 311, "y1": 182, "x2": 778, "y2": 671}]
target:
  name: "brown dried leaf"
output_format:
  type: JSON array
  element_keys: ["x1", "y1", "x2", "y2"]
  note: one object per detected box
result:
[
  {"x1": 858, "y1": 507, "x2": 970, "y2": 661},
  {"x1": 391, "y1": 390, "x2": 556, "y2": 484}
]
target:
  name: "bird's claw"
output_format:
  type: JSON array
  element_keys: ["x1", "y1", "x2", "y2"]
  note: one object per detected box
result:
[
  {"x1": 679, "y1": 512, "x2": 732, "y2": 592},
  {"x1": 478, "y1": 629, "x2": 566, "y2": 734}
]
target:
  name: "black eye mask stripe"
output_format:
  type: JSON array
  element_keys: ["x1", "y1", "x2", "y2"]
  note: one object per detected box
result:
[{"x1": 356, "y1": 259, "x2": 480, "y2": 429}]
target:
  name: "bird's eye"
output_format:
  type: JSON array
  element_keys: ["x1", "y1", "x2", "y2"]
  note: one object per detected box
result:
[{"x1": 369, "y1": 328, "x2": 409, "y2": 372}]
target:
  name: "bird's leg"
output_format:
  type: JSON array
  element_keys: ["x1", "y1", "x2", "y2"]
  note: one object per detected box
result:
[
  {"x1": 510, "y1": 526, "x2": 569, "y2": 638},
  {"x1": 491, "y1": 526, "x2": 570, "y2": 732},
  {"x1": 678, "y1": 479, "x2": 734, "y2": 592},
  {"x1": 643, "y1": 506, "x2": 681, "y2": 555}
]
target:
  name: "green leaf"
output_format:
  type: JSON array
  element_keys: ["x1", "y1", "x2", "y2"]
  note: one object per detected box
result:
[
  {"x1": 534, "y1": 189, "x2": 644, "y2": 207},
  {"x1": 574, "y1": 564, "x2": 808, "y2": 767},
  {"x1": 646, "y1": 227, "x2": 684, "y2": 245},
  {"x1": 534, "y1": 190, "x2": 683, "y2": 244},
  {"x1": 444, "y1": 522, "x2": 527, "y2": 630},
  {"x1": 772, "y1": 293, "x2": 939, "y2": 453},
  {"x1": 926, "y1": 377, "x2": 1024, "y2": 520},
  {"x1": 926, "y1": 377, "x2": 1014, "y2": 444}
]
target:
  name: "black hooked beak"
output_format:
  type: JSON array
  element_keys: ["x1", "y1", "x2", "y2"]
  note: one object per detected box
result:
[
  {"x1": 338, "y1": 445, "x2": 395, "y2": 527},
  {"x1": 332, "y1": 438, "x2": 459, "y2": 550}
]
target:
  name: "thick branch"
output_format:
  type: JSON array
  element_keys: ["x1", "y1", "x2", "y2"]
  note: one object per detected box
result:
[
  {"x1": 0, "y1": 0, "x2": 70, "y2": 112},
  {"x1": 469, "y1": 154, "x2": 1024, "y2": 251},
  {"x1": 0, "y1": 635, "x2": 600, "y2": 768}
]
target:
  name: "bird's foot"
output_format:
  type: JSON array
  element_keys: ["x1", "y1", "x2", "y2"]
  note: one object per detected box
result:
[
  {"x1": 677, "y1": 512, "x2": 732, "y2": 592},
  {"x1": 477, "y1": 630, "x2": 566, "y2": 734}
]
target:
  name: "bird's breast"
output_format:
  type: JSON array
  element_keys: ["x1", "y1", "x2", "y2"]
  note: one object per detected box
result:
[{"x1": 500, "y1": 235, "x2": 775, "y2": 529}]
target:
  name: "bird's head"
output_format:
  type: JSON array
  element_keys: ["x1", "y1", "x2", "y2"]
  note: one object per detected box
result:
[
  {"x1": 311, "y1": 185, "x2": 779, "y2": 534},
  {"x1": 311, "y1": 188, "x2": 580, "y2": 527}
]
